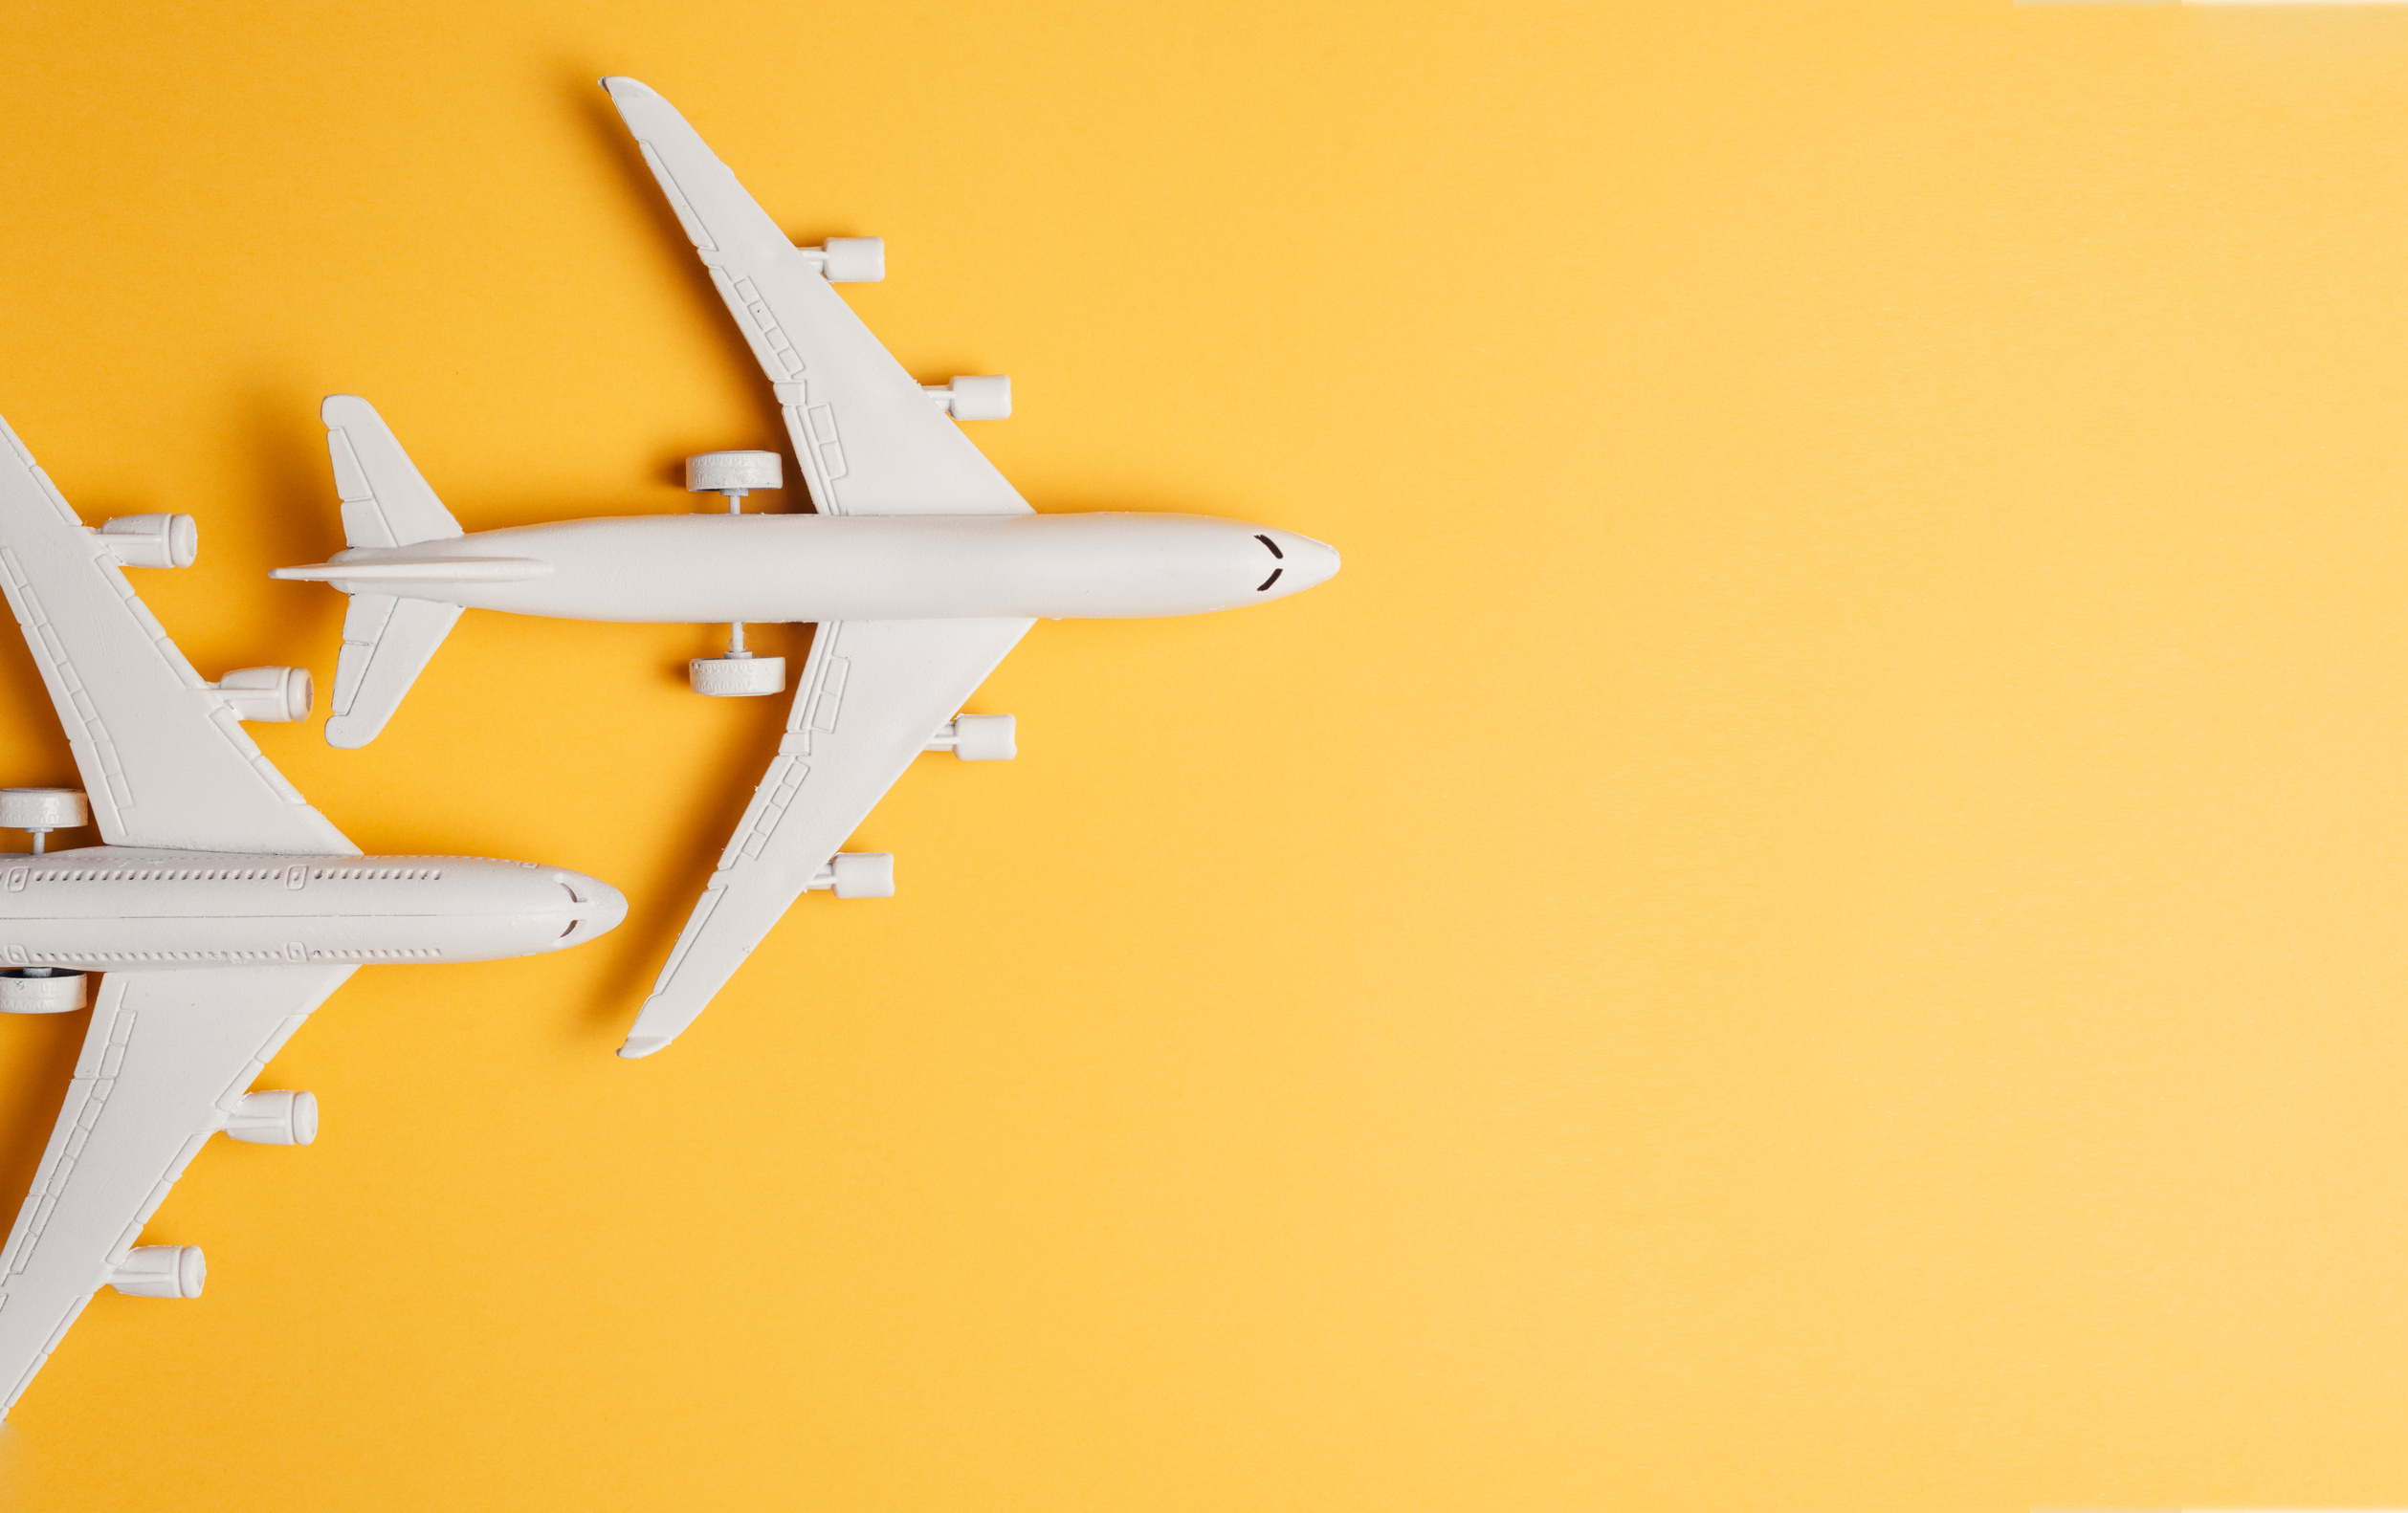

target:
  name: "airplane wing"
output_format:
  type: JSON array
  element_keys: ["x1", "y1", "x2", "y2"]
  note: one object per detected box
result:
[
  {"x1": 0, "y1": 965, "x2": 355, "y2": 1414},
  {"x1": 0, "y1": 416, "x2": 357, "y2": 855},
  {"x1": 602, "y1": 76, "x2": 1032, "y2": 519},
  {"x1": 601, "y1": 78, "x2": 1040, "y2": 1055},
  {"x1": 323, "y1": 593, "x2": 463, "y2": 750},
  {"x1": 620, "y1": 616, "x2": 1031, "y2": 1057}
]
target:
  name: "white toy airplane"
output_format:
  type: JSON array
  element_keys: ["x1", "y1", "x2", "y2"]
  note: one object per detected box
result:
[
  {"x1": 271, "y1": 77, "x2": 1338, "y2": 1060},
  {"x1": 0, "y1": 415, "x2": 627, "y2": 1415}
]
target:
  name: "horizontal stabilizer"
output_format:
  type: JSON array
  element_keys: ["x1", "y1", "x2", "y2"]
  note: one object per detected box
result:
[
  {"x1": 324, "y1": 593, "x2": 464, "y2": 749},
  {"x1": 321, "y1": 395, "x2": 462, "y2": 549}
]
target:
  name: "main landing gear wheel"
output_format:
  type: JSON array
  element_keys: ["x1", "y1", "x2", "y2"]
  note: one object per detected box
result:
[
  {"x1": 691, "y1": 611, "x2": 785, "y2": 695},
  {"x1": 686, "y1": 451, "x2": 783, "y2": 512},
  {"x1": 691, "y1": 654, "x2": 787, "y2": 696},
  {"x1": 0, "y1": 787, "x2": 87, "y2": 853},
  {"x1": 0, "y1": 970, "x2": 87, "y2": 1014}
]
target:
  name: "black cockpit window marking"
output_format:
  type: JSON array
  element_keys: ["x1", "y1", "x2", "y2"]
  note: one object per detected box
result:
[
  {"x1": 1255, "y1": 534, "x2": 1284, "y2": 559},
  {"x1": 1256, "y1": 568, "x2": 1284, "y2": 592}
]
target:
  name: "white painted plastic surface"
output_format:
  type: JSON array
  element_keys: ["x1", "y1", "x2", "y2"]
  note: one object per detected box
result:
[
  {"x1": 0, "y1": 971, "x2": 86, "y2": 1014},
  {"x1": 690, "y1": 654, "x2": 786, "y2": 696},
  {"x1": 816, "y1": 237, "x2": 885, "y2": 282},
  {"x1": 283, "y1": 514, "x2": 1338, "y2": 624},
  {"x1": 926, "y1": 713, "x2": 1016, "y2": 760},
  {"x1": 97, "y1": 515, "x2": 198, "y2": 570},
  {"x1": 107, "y1": 1246, "x2": 205, "y2": 1300},
  {"x1": 0, "y1": 412, "x2": 632, "y2": 1419},
  {"x1": 953, "y1": 713, "x2": 1016, "y2": 760},
  {"x1": 685, "y1": 450, "x2": 783, "y2": 494},
  {"x1": 226, "y1": 1089, "x2": 317, "y2": 1146},
  {"x1": 942, "y1": 375, "x2": 1011, "y2": 421},
  {"x1": 212, "y1": 666, "x2": 312, "y2": 723},
  {"x1": 0, "y1": 847, "x2": 632, "y2": 970},
  {"x1": 0, "y1": 789, "x2": 89, "y2": 832},
  {"x1": 323, "y1": 392, "x2": 464, "y2": 551},
  {"x1": 324, "y1": 594, "x2": 464, "y2": 749},
  {"x1": 811, "y1": 851, "x2": 895, "y2": 899}
]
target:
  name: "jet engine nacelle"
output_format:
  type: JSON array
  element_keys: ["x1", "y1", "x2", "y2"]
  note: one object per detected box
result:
[
  {"x1": 925, "y1": 713, "x2": 1016, "y2": 761},
  {"x1": 802, "y1": 237, "x2": 885, "y2": 282},
  {"x1": 94, "y1": 514, "x2": 198, "y2": 569},
  {"x1": 809, "y1": 852, "x2": 895, "y2": 899},
  {"x1": 109, "y1": 1245, "x2": 205, "y2": 1299},
  {"x1": 212, "y1": 666, "x2": 313, "y2": 722},
  {"x1": 226, "y1": 1089, "x2": 318, "y2": 1146},
  {"x1": 923, "y1": 375, "x2": 1011, "y2": 421}
]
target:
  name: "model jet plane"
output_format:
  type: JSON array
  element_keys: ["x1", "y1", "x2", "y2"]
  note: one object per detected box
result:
[
  {"x1": 272, "y1": 77, "x2": 1338, "y2": 1059},
  {"x1": 0, "y1": 415, "x2": 627, "y2": 1415}
]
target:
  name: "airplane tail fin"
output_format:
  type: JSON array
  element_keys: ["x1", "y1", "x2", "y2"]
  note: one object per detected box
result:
[{"x1": 314, "y1": 396, "x2": 467, "y2": 748}]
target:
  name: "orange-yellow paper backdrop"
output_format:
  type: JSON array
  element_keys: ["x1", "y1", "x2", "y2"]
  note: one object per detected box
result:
[{"x1": 5, "y1": 1, "x2": 2408, "y2": 1508}]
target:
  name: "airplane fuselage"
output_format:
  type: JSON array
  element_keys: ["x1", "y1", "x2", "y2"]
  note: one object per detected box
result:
[
  {"x1": 298, "y1": 512, "x2": 1341, "y2": 623},
  {"x1": 0, "y1": 848, "x2": 625, "y2": 972}
]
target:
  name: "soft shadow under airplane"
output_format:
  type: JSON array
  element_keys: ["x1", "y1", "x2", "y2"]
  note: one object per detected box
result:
[
  {"x1": 273, "y1": 77, "x2": 1340, "y2": 1060},
  {"x1": 0, "y1": 416, "x2": 626, "y2": 1416}
]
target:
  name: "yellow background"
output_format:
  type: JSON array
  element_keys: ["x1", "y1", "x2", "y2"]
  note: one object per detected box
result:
[{"x1": 3, "y1": 1, "x2": 2408, "y2": 1508}]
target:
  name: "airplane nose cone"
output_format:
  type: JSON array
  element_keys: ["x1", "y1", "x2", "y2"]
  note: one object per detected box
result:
[
  {"x1": 584, "y1": 879, "x2": 630, "y2": 935},
  {"x1": 583, "y1": 880, "x2": 621, "y2": 928},
  {"x1": 554, "y1": 871, "x2": 629, "y2": 945},
  {"x1": 1283, "y1": 534, "x2": 1340, "y2": 592}
]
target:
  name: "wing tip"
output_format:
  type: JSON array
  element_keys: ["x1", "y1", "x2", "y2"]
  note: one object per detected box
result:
[
  {"x1": 322, "y1": 715, "x2": 377, "y2": 751},
  {"x1": 617, "y1": 1035, "x2": 673, "y2": 1060}
]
